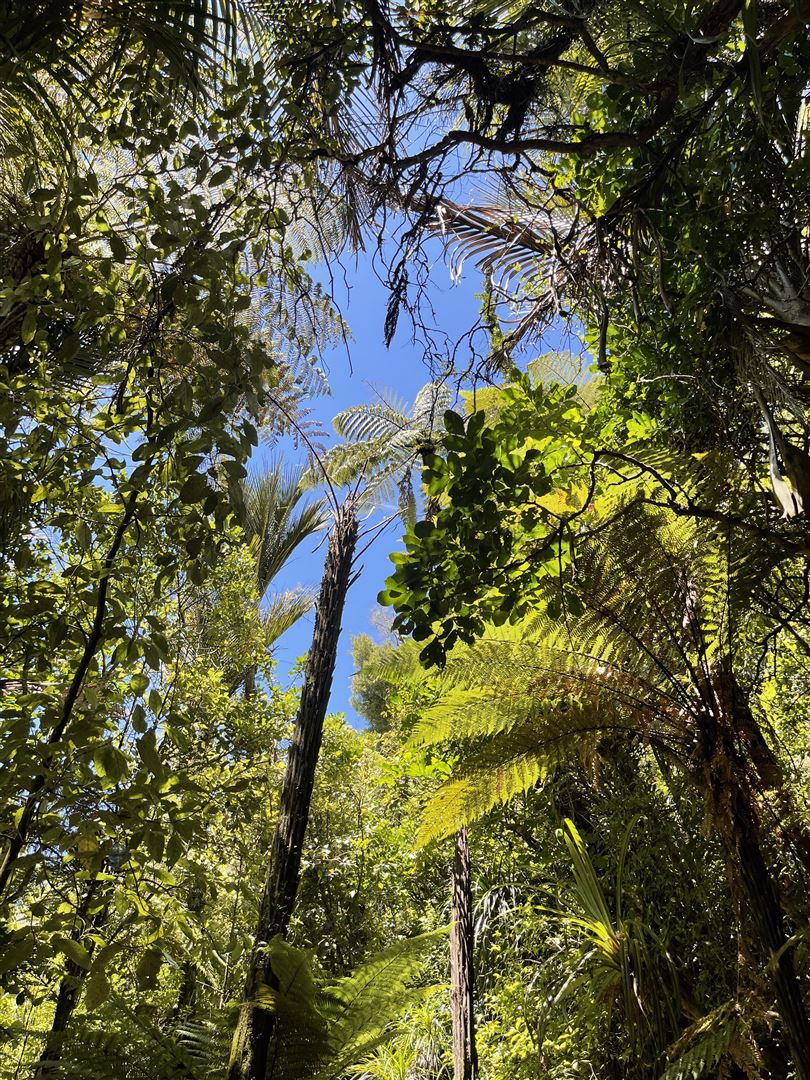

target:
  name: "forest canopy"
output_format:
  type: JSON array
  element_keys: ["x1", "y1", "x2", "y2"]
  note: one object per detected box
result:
[{"x1": 2, "y1": 1, "x2": 810, "y2": 1079}]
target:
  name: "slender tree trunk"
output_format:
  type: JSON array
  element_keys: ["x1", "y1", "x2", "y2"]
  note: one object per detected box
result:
[
  {"x1": 0, "y1": 494, "x2": 139, "y2": 901},
  {"x1": 450, "y1": 826, "x2": 477, "y2": 1080},
  {"x1": 724, "y1": 776, "x2": 810, "y2": 1079},
  {"x1": 693, "y1": 656, "x2": 810, "y2": 1075},
  {"x1": 35, "y1": 880, "x2": 108, "y2": 1078},
  {"x1": 228, "y1": 498, "x2": 358, "y2": 1080},
  {"x1": 167, "y1": 879, "x2": 205, "y2": 1032}
]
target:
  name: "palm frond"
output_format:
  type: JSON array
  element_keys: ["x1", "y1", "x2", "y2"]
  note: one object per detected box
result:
[
  {"x1": 240, "y1": 462, "x2": 328, "y2": 599},
  {"x1": 262, "y1": 589, "x2": 317, "y2": 647}
]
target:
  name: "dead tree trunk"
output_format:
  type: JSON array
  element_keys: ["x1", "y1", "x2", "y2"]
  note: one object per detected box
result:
[
  {"x1": 228, "y1": 498, "x2": 358, "y2": 1080},
  {"x1": 450, "y1": 826, "x2": 477, "y2": 1080}
]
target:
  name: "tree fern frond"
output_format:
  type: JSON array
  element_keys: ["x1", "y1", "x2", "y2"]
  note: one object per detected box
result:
[
  {"x1": 333, "y1": 401, "x2": 412, "y2": 443},
  {"x1": 255, "y1": 934, "x2": 439, "y2": 1080},
  {"x1": 318, "y1": 934, "x2": 442, "y2": 1076},
  {"x1": 659, "y1": 1015, "x2": 736, "y2": 1080},
  {"x1": 417, "y1": 716, "x2": 604, "y2": 844},
  {"x1": 411, "y1": 382, "x2": 452, "y2": 429}
]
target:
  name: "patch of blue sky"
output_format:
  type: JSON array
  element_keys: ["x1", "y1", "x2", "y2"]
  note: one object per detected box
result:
[{"x1": 251, "y1": 238, "x2": 580, "y2": 726}]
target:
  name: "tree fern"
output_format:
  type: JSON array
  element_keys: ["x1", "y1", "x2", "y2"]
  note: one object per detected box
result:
[
  {"x1": 384, "y1": 497, "x2": 789, "y2": 846},
  {"x1": 312, "y1": 382, "x2": 451, "y2": 514},
  {"x1": 241, "y1": 933, "x2": 441, "y2": 1080},
  {"x1": 659, "y1": 1013, "x2": 736, "y2": 1080}
]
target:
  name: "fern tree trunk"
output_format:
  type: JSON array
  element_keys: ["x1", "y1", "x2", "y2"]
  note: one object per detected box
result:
[
  {"x1": 704, "y1": 685, "x2": 810, "y2": 1079},
  {"x1": 723, "y1": 773, "x2": 810, "y2": 1079},
  {"x1": 450, "y1": 826, "x2": 478, "y2": 1080},
  {"x1": 228, "y1": 498, "x2": 358, "y2": 1080}
]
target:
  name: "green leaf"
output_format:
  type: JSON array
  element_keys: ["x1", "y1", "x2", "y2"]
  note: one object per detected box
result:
[
  {"x1": 136, "y1": 946, "x2": 163, "y2": 989},
  {"x1": 130, "y1": 673, "x2": 149, "y2": 697},
  {"x1": 209, "y1": 166, "x2": 232, "y2": 186},
  {"x1": 0, "y1": 934, "x2": 36, "y2": 976},
  {"x1": 443, "y1": 410, "x2": 465, "y2": 435},
  {"x1": 94, "y1": 743, "x2": 129, "y2": 782},
  {"x1": 52, "y1": 935, "x2": 91, "y2": 970},
  {"x1": 179, "y1": 474, "x2": 210, "y2": 503},
  {"x1": 20, "y1": 308, "x2": 37, "y2": 344},
  {"x1": 84, "y1": 970, "x2": 110, "y2": 1011},
  {"x1": 137, "y1": 730, "x2": 163, "y2": 777}
]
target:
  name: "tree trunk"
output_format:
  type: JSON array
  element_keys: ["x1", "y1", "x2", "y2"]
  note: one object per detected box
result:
[
  {"x1": 228, "y1": 498, "x2": 358, "y2": 1080},
  {"x1": 450, "y1": 826, "x2": 477, "y2": 1080},
  {"x1": 697, "y1": 661, "x2": 810, "y2": 1075},
  {"x1": 35, "y1": 881, "x2": 108, "y2": 1078},
  {"x1": 167, "y1": 879, "x2": 205, "y2": 1032},
  {"x1": 725, "y1": 778, "x2": 810, "y2": 1080}
]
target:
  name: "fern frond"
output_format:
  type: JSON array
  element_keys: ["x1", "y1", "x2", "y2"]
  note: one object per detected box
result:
[
  {"x1": 333, "y1": 400, "x2": 411, "y2": 443},
  {"x1": 318, "y1": 934, "x2": 442, "y2": 1078},
  {"x1": 255, "y1": 934, "x2": 440, "y2": 1080},
  {"x1": 416, "y1": 715, "x2": 604, "y2": 844},
  {"x1": 659, "y1": 1013, "x2": 736, "y2": 1080}
]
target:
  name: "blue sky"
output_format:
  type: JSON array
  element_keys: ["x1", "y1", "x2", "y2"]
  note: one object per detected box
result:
[{"x1": 252, "y1": 248, "x2": 483, "y2": 726}]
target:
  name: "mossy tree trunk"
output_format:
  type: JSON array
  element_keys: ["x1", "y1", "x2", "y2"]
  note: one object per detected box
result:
[{"x1": 703, "y1": 675, "x2": 810, "y2": 1080}]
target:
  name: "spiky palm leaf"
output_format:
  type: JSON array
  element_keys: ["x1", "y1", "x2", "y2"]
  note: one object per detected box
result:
[{"x1": 262, "y1": 589, "x2": 318, "y2": 647}]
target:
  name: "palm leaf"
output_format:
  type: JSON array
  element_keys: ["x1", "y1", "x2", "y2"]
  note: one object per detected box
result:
[
  {"x1": 262, "y1": 589, "x2": 317, "y2": 647},
  {"x1": 240, "y1": 462, "x2": 328, "y2": 600}
]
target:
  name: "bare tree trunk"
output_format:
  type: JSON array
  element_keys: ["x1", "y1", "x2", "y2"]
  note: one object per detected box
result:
[
  {"x1": 450, "y1": 826, "x2": 477, "y2": 1080},
  {"x1": 228, "y1": 498, "x2": 358, "y2": 1080}
]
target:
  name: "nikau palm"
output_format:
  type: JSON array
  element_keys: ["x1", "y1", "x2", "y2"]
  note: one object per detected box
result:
[{"x1": 236, "y1": 463, "x2": 328, "y2": 693}]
